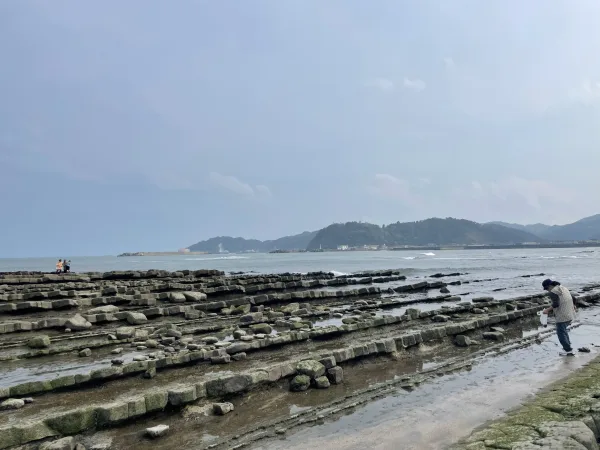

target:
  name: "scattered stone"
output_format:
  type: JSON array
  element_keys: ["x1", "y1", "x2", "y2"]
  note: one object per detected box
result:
[
  {"x1": 40, "y1": 437, "x2": 76, "y2": 450},
  {"x1": 314, "y1": 376, "x2": 331, "y2": 389},
  {"x1": 146, "y1": 424, "x2": 170, "y2": 439},
  {"x1": 116, "y1": 327, "x2": 135, "y2": 339},
  {"x1": 327, "y1": 366, "x2": 344, "y2": 385},
  {"x1": 0, "y1": 398, "x2": 25, "y2": 410},
  {"x1": 297, "y1": 360, "x2": 326, "y2": 378},
  {"x1": 111, "y1": 359, "x2": 124, "y2": 366},
  {"x1": 211, "y1": 355, "x2": 231, "y2": 364},
  {"x1": 455, "y1": 335, "x2": 472, "y2": 347},
  {"x1": 275, "y1": 428, "x2": 287, "y2": 435},
  {"x1": 440, "y1": 287, "x2": 450, "y2": 294},
  {"x1": 65, "y1": 314, "x2": 92, "y2": 331},
  {"x1": 125, "y1": 312, "x2": 148, "y2": 325},
  {"x1": 232, "y1": 352, "x2": 247, "y2": 361},
  {"x1": 133, "y1": 355, "x2": 148, "y2": 362},
  {"x1": 482, "y1": 331, "x2": 505, "y2": 341},
  {"x1": 233, "y1": 329, "x2": 247, "y2": 339},
  {"x1": 432, "y1": 315, "x2": 450, "y2": 323},
  {"x1": 250, "y1": 323, "x2": 273, "y2": 335},
  {"x1": 213, "y1": 402, "x2": 235, "y2": 415},
  {"x1": 79, "y1": 348, "x2": 92, "y2": 357},
  {"x1": 23, "y1": 397, "x2": 34, "y2": 404},
  {"x1": 490, "y1": 327, "x2": 505, "y2": 333},
  {"x1": 290, "y1": 375, "x2": 311, "y2": 392},
  {"x1": 144, "y1": 368, "x2": 157, "y2": 379},
  {"x1": 203, "y1": 336, "x2": 219, "y2": 345},
  {"x1": 28, "y1": 335, "x2": 51, "y2": 349},
  {"x1": 578, "y1": 347, "x2": 591, "y2": 353},
  {"x1": 319, "y1": 356, "x2": 337, "y2": 369},
  {"x1": 111, "y1": 348, "x2": 123, "y2": 355},
  {"x1": 89, "y1": 305, "x2": 120, "y2": 314}
]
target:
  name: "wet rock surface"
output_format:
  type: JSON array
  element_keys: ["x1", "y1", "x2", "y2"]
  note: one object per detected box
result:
[{"x1": 1, "y1": 268, "x2": 600, "y2": 450}]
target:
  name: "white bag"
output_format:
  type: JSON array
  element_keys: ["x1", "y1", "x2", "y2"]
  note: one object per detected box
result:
[{"x1": 539, "y1": 312, "x2": 548, "y2": 327}]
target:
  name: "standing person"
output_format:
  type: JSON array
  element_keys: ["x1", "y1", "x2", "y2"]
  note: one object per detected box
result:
[
  {"x1": 542, "y1": 279, "x2": 577, "y2": 356},
  {"x1": 56, "y1": 259, "x2": 63, "y2": 274},
  {"x1": 65, "y1": 260, "x2": 71, "y2": 273}
]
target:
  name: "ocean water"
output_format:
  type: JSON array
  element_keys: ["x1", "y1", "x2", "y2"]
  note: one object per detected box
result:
[{"x1": 1, "y1": 248, "x2": 599, "y2": 292}]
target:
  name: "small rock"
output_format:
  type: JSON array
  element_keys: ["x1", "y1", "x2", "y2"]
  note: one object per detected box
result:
[
  {"x1": 455, "y1": 335, "x2": 472, "y2": 347},
  {"x1": 28, "y1": 335, "x2": 51, "y2": 349},
  {"x1": 111, "y1": 348, "x2": 123, "y2": 355},
  {"x1": 432, "y1": 315, "x2": 450, "y2": 323},
  {"x1": 65, "y1": 314, "x2": 92, "y2": 331},
  {"x1": 290, "y1": 375, "x2": 311, "y2": 392},
  {"x1": 144, "y1": 368, "x2": 156, "y2": 379},
  {"x1": 146, "y1": 424, "x2": 169, "y2": 439},
  {"x1": 107, "y1": 334, "x2": 117, "y2": 341},
  {"x1": 327, "y1": 366, "x2": 344, "y2": 384},
  {"x1": 203, "y1": 336, "x2": 219, "y2": 345},
  {"x1": 23, "y1": 397, "x2": 34, "y2": 404},
  {"x1": 250, "y1": 323, "x2": 272, "y2": 334},
  {"x1": 211, "y1": 355, "x2": 231, "y2": 364},
  {"x1": 490, "y1": 327, "x2": 505, "y2": 333},
  {"x1": 64, "y1": 328, "x2": 72, "y2": 333},
  {"x1": 233, "y1": 329, "x2": 247, "y2": 339},
  {"x1": 0, "y1": 398, "x2": 25, "y2": 410},
  {"x1": 213, "y1": 402, "x2": 235, "y2": 415},
  {"x1": 314, "y1": 376, "x2": 331, "y2": 389},
  {"x1": 296, "y1": 360, "x2": 326, "y2": 378},
  {"x1": 111, "y1": 359, "x2": 124, "y2": 365},
  {"x1": 232, "y1": 352, "x2": 247, "y2": 361},
  {"x1": 275, "y1": 428, "x2": 287, "y2": 435},
  {"x1": 39, "y1": 437, "x2": 76, "y2": 450},
  {"x1": 482, "y1": 331, "x2": 504, "y2": 341},
  {"x1": 79, "y1": 348, "x2": 92, "y2": 357},
  {"x1": 472, "y1": 308, "x2": 485, "y2": 314},
  {"x1": 133, "y1": 355, "x2": 148, "y2": 362},
  {"x1": 440, "y1": 287, "x2": 450, "y2": 294},
  {"x1": 125, "y1": 312, "x2": 148, "y2": 325}
]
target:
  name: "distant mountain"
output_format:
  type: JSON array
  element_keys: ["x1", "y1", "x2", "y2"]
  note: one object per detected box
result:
[
  {"x1": 490, "y1": 214, "x2": 600, "y2": 241},
  {"x1": 490, "y1": 221, "x2": 553, "y2": 237},
  {"x1": 306, "y1": 218, "x2": 542, "y2": 250},
  {"x1": 187, "y1": 231, "x2": 317, "y2": 253}
]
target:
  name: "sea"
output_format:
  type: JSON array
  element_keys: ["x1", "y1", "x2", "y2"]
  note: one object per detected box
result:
[{"x1": 1, "y1": 248, "x2": 599, "y2": 296}]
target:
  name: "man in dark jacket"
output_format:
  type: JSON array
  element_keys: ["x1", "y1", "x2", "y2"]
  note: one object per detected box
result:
[{"x1": 542, "y1": 279, "x2": 577, "y2": 356}]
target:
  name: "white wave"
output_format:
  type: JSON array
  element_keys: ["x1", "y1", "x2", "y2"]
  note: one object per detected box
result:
[
  {"x1": 421, "y1": 252, "x2": 436, "y2": 256},
  {"x1": 184, "y1": 256, "x2": 249, "y2": 261},
  {"x1": 402, "y1": 257, "x2": 416, "y2": 260},
  {"x1": 329, "y1": 270, "x2": 349, "y2": 276}
]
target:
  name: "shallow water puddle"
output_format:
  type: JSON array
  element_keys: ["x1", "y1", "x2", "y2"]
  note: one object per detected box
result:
[{"x1": 254, "y1": 323, "x2": 599, "y2": 450}]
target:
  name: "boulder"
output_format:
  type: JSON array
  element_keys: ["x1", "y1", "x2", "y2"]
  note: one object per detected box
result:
[
  {"x1": 88, "y1": 305, "x2": 119, "y2": 314},
  {"x1": 213, "y1": 402, "x2": 235, "y2": 415},
  {"x1": 28, "y1": 335, "x2": 51, "y2": 349},
  {"x1": 125, "y1": 312, "x2": 148, "y2": 325},
  {"x1": 146, "y1": 424, "x2": 169, "y2": 439},
  {"x1": 296, "y1": 360, "x2": 326, "y2": 378},
  {"x1": 203, "y1": 336, "x2": 219, "y2": 345},
  {"x1": 182, "y1": 292, "x2": 207, "y2": 302},
  {"x1": 168, "y1": 292, "x2": 186, "y2": 303},
  {"x1": 327, "y1": 366, "x2": 344, "y2": 385},
  {"x1": 240, "y1": 312, "x2": 263, "y2": 323},
  {"x1": 455, "y1": 335, "x2": 472, "y2": 347},
  {"x1": 483, "y1": 331, "x2": 504, "y2": 341},
  {"x1": 250, "y1": 323, "x2": 272, "y2": 335},
  {"x1": 79, "y1": 348, "x2": 92, "y2": 357},
  {"x1": 40, "y1": 437, "x2": 76, "y2": 450},
  {"x1": 233, "y1": 329, "x2": 247, "y2": 339},
  {"x1": 432, "y1": 315, "x2": 450, "y2": 323},
  {"x1": 116, "y1": 327, "x2": 135, "y2": 339},
  {"x1": 314, "y1": 376, "x2": 331, "y2": 389},
  {"x1": 290, "y1": 375, "x2": 311, "y2": 392},
  {"x1": 440, "y1": 287, "x2": 450, "y2": 294},
  {"x1": 0, "y1": 398, "x2": 25, "y2": 410},
  {"x1": 65, "y1": 314, "x2": 92, "y2": 331}
]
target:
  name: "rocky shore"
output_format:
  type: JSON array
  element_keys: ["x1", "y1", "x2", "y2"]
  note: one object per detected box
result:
[
  {"x1": 1, "y1": 269, "x2": 600, "y2": 449},
  {"x1": 455, "y1": 354, "x2": 600, "y2": 450}
]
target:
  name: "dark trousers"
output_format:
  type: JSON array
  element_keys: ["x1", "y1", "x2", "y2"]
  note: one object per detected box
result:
[{"x1": 556, "y1": 321, "x2": 572, "y2": 352}]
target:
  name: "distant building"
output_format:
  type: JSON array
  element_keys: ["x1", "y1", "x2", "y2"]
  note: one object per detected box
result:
[
  {"x1": 337, "y1": 245, "x2": 349, "y2": 251},
  {"x1": 178, "y1": 248, "x2": 191, "y2": 253}
]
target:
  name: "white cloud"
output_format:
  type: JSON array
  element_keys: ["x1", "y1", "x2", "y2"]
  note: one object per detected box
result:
[
  {"x1": 365, "y1": 78, "x2": 395, "y2": 91},
  {"x1": 403, "y1": 78, "x2": 426, "y2": 92},
  {"x1": 368, "y1": 174, "x2": 415, "y2": 205},
  {"x1": 208, "y1": 172, "x2": 271, "y2": 197}
]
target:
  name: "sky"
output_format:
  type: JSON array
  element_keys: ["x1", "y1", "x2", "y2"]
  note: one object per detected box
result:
[{"x1": 1, "y1": 0, "x2": 600, "y2": 257}]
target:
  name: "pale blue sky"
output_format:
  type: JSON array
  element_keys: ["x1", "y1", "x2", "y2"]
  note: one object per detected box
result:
[{"x1": 1, "y1": 1, "x2": 599, "y2": 257}]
